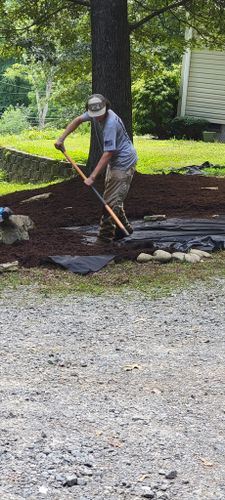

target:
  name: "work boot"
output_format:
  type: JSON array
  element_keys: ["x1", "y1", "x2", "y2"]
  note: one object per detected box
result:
[
  {"x1": 113, "y1": 206, "x2": 133, "y2": 240},
  {"x1": 98, "y1": 214, "x2": 115, "y2": 243},
  {"x1": 114, "y1": 225, "x2": 133, "y2": 241}
]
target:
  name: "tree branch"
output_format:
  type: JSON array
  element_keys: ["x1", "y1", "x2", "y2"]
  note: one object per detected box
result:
[
  {"x1": 10, "y1": 0, "x2": 90, "y2": 36},
  {"x1": 129, "y1": 0, "x2": 191, "y2": 32},
  {"x1": 169, "y1": 9, "x2": 220, "y2": 45},
  {"x1": 15, "y1": 4, "x2": 67, "y2": 33},
  {"x1": 133, "y1": 0, "x2": 149, "y2": 11},
  {"x1": 67, "y1": 0, "x2": 90, "y2": 7}
]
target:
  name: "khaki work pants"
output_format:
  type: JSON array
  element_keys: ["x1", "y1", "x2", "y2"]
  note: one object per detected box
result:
[{"x1": 98, "y1": 163, "x2": 136, "y2": 242}]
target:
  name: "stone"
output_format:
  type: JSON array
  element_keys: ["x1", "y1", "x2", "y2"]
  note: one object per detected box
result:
[
  {"x1": 20, "y1": 192, "x2": 52, "y2": 204},
  {"x1": 141, "y1": 486, "x2": 155, "y2": 498},
  {"x1": 144, "y1": 214, "x2": 166, "y2": 221},
  {"x1": 63, "y1": 475, "x2": 78, "y2": 487},
  {"x1": 185, "y1": 253, "x2": 201, "y2": 264},
  {"x1": 153, "y1": 250, "x2": 172, "y2": 262},
  {"x1": 0, "y1": 215, "x2": 34, "y2": 244},
  {"x1": 0, "y1": 261, "x2": 19, "y2": 272},
  {"x1": 165, "y1": 470, "x2": 177, "y2": 480},
  {"x1": 137, "y1": 253, "x2": 154, "y2": 263},
  {"x1": 55, "y1": 474, "x2": 65, "y2": 483},
  {"x1": 171, "y1": 252, "x2": 186, "y2": 262},
  {"x1": 39, "y1": 486, "x2": 48, "y2": 495},
  {"x1": 190, "y1": 249, "x2": 212, "y2": 258}
]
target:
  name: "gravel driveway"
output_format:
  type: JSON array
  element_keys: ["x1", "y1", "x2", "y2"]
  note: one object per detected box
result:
[{"x1": 1, "y1": 281, "x2": 225, "y2": 500}]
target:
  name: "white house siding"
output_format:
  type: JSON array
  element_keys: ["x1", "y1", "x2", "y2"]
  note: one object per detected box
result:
[{"x1": 180, "y1": 50, "x2": 225, "y2": 124}]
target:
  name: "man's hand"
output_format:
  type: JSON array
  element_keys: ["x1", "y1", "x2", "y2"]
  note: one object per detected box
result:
[
  {"x1": 54, "y1": 139, "x2": 65, "y2": 152},
  {"x1": 84, "y1": 175, "x2": 95, "y2": 187},
  {"x1": 84, "y1": 152, "x2": 112, "y2": 187}
]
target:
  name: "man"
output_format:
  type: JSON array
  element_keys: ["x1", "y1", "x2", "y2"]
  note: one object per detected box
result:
[{"x1": 55, "y1": 94, "x2": 137, "y2": 243}]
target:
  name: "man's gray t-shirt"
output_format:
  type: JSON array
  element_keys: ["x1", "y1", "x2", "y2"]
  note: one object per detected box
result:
[{"x1": 81, "y1": 109, "x2": 137, "y2": 170}]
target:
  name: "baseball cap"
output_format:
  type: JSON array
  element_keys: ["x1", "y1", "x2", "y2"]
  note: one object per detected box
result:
[{"x1": 87, "y1": 94, "x2": 106, "y2": 117}]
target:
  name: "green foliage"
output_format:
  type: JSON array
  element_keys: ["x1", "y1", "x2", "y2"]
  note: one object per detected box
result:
[
  {"x1": 1, "y1": 1, "x2": 225, "y2": 139},
  {"x1": 129, "y1": 1, "x2": 225, "y2": 51},
  {"x1": 0, "y1": 59, "x2": 31, "y2": 114},
  {"x1": 169, "y1": 116, "x2": 210, "y2": 140},
  {"x1": 0, "y1": 1, "x2": 91, "y2": 129},
  {"x1": 1, "y1": 1, "x2": 225, "y2": 132},
  {"x1": 48, "y1": 79, "x2": 91, "y2": 128},
  {"x1": 0, "y1": 105, "x2": 30, "y2": 134},
  {"x1": 132, "y1": 65, "x2": 180, "y2": 138}
]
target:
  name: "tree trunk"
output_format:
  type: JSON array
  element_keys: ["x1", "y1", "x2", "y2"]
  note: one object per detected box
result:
[
  {"x1": 33, "y1": 67, "x2": 55, "y2": 129},
  {"x1": 87, "y1": 0, "x2": 132, "y2": 171}
]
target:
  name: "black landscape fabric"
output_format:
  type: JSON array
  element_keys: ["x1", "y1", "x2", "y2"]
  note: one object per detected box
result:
[
  {"x1": 46, "y1": 218, "x2": 225, "y2": 273},
  {"x1": 116, "y1": 218, "x2": 225, "y2": 252},
  {"x1": 45, "y1": 255, "x2": 115, "y2": 274}
]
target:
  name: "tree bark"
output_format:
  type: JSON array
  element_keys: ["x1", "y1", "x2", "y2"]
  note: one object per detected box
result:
[{"x1": 87, "y1": 0, "x2": 132, "y2": 171}]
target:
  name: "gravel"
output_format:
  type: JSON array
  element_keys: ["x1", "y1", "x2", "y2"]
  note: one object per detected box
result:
[{"x1": 0, "y1": 280, "x2": 225, "y2": 499}]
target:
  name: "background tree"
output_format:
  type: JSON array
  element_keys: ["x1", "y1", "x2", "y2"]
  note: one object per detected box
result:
[
  {"x1": 0, "y1": 59, "x2": 30, "y2": 115},
  {"x1": 0, "y1": 1, "x2": 91, "y2": 129},
  {"x1": 0, "y1": 0, "x2": 225, "y2": 164},
  {"x1": 4, "y1": 60, "x2": 57, "y2": 129}
]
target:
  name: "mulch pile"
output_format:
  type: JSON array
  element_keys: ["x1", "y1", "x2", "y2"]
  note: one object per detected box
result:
[{"x1": 0, "y1": 171, "x2": 225, "y2": 267}]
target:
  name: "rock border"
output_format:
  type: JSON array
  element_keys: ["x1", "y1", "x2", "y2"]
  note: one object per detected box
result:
[{"x1": 0, "y1": 147, "x2": 79, "y2": 183}]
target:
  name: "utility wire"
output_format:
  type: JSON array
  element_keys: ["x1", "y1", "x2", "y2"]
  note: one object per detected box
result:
[
  {"x1": 0, "y1": 78, "x2": 31, "y2": 90},
  {"x1": 0, "y1": 92, "x2": 46, "y2": 95}
]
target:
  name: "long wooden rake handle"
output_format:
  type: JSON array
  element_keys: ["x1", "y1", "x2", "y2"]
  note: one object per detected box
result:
[{"x1": 60, "y1": 149, "x2": 129, "y2": 236}]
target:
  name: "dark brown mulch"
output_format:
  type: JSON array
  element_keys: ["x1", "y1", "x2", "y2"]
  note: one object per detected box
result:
[{"x1": 0, "y1": 172, "x2": 224, "y2": 267}]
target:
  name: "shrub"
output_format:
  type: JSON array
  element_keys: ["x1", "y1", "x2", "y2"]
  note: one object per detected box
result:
[
  {"x1": 0, "y1": 105, "x2": 30, "y2": 134},
  {"x1": 132, "y1": 66, "x2": 180, "y2": 139},
  {"x1": 169, "y1": 116, "x2": 209, "y2": 140}
]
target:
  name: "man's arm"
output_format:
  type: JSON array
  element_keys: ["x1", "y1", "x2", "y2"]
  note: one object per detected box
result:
[
  {"x1": 54, "y1": 115, "x2": 84, "y2": 151},
  {"x1": 84, "y1": 151, "x2": 113, "y2": 186}
]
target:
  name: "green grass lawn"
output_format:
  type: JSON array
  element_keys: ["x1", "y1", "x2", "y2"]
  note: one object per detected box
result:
[
  {"x1": 0, "y1": 179, "x2": 64, "y2": 196},
  {"x1": 135, "y1": 137, "x2": 225, "y2": 174},
  {"x1": 1, "y1": 130, "x2": 225, "y2": 175},
  {"x1": 0, "y1": 130, "x2": 90, "y2": 166}
]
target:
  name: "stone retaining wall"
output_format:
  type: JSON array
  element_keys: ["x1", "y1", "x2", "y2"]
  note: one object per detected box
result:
[{"x1": 0, "y1": 147, "x2": 78, "y2": 183}]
